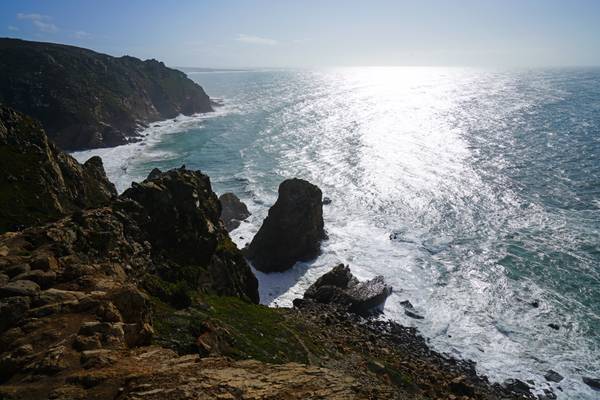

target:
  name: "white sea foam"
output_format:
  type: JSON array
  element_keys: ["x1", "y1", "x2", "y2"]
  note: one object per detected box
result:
[
  {"x1": 70, "y1": 68, "x2": 600, "y2": 399},
  {"x1": 71, "y1": 107, "x2": 232, "y2": 193}
]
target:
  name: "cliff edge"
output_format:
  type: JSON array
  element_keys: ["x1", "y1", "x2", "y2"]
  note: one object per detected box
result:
[{"x1": 0, "y1": 38, "x2": 212, "y2": 150}]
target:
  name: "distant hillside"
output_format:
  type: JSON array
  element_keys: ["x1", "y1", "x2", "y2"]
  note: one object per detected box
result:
[{"x1": 0, "y1": 38, "x2": 213, "y2": 150}]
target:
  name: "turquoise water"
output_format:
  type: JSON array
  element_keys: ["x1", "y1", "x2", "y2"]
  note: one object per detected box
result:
[{"x1": 74, "y1": 67, "x2": 600, "y2": 398}]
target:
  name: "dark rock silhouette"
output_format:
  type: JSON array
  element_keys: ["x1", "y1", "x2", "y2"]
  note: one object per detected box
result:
[
  {"x1": 122, "y1": 168, "x2": 259, "y2": 303},
  {"x1": 219, "y1": 192, "x2": 251, "y2": 232},
  {"x1": 0, "y1": 38, "x2": 212, "y2": 150},
  {"x1": 583, "y1": 376, "x2": 600, "y2": 390},
  {"x1": 245, "y1": 178, "x2": 325, "y2": 272},
  {"x1": 0, "y1": 106, "x2": 116, "y2": 233},
  {"x1": 301, "y1": 264, "x2": 392, "y2": 316},
  {"x1": 544, "y1": 370, "x2": 564, "y2": 383}
]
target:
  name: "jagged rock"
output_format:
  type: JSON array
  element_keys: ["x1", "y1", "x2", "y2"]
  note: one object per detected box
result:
[
  {"x1": 122, "y1": 169, "x2": 259, "y2": 303},
  {"x1": 147, "y1": 168, "x2": 163, "y2": 181},
  {"x1": 0, "y1": 38, "x2": 213, "y2": 150},
  {"x1": 400, "y1": 300, "x2": 414, "y2": 309},
  {"x1": 502, "y1": 379, "x2": 532, "y2": 395},
  {"x1": 219, "y1": 192, "x2": 251, "y2": 231},
  {"x1": 544, "y1": 370, "x2": 564, "y2": 383},
  {"x1": 583, "y1": 376, "x2": 600, "y2": 390},
  {"x1": 0, "y1": 106, "x2": 116, "y2": 232},
  {"x1": 307, "y1": 265, "x2": 358, "y2": 297},
  {"x1": 245, "y1": 178, "x2": 325, "y2": 272},
  {"x1": 303, "y1": 264, "x2": 392, "y2": 316}
]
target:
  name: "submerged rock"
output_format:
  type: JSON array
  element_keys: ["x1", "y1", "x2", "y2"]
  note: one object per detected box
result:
[
  {"x1": 245, "y1": 178, "x2": 325, "y2": 272},
  {"x1": 302, "y1": 264, "x2": 392, "y2": 316},
  {"x1": 544, "y1": 370, "x2": 564, "y2": 383},
  {"x1": 219, "y1": 192, "x2": 251, "y2": 232},
  {"x1": 547, "y1": 323, "x2": 560, "y2": 330},
  {"x1": 583, "y1": 376, "x2": 600, "y2": 390},
  {"x1": 404, "y1": 309, "x2": 425, "y2": 320}
]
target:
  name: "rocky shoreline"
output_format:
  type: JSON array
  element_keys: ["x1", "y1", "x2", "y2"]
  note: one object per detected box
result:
[
  {"x1": 0, "y1": 103, "x2": 573, "y2": 399},
  {"x1": 0, "y1": 38, "x2": 213, "y2": 150}
]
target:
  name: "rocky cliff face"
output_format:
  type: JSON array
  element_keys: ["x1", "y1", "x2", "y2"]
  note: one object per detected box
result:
[
  {"x1": 0, "y1": 109, "x2": 541, "y2": 400},
  {"x1": 0, "y1": 106, "x2": 116, "y2": 233},
  {"x1": 0, "y1": 38, "x2": 213, "y2": 150}
]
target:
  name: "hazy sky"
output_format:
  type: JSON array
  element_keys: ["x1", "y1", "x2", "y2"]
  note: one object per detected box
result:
[{"x1": 2, "y1": 0, "x2": 599, "y2": 68}]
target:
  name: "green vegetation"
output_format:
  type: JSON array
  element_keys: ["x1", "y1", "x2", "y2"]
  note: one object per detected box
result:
[{"x1": 149, "y1": 292, "x2": 327, "y2": 364}]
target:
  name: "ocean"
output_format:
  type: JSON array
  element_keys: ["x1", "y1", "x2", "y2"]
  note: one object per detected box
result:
[{"x1": 73, "y1": 67, "x2": 600, "y2": 399}]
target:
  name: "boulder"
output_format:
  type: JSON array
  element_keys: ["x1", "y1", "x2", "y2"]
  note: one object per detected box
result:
[
  {"x1": 544, "y1": 370, "x2": 563, "y2": 383},
  {"x1": 219, "y1": 193, "x2": 251, "y2": 232},
  {"x1": 147, "y1": 168, "x2": 163, "y2": 181},
  {"x1": 303, "y1": 264, "x2": 392, "y2": 316},
  {"x1": 12, "y1": 270, "x2": 56, "y2": 289},
  {"x1": 245, "y1": 178, "x2": 325, "y2": 272},
  {"x1": 0, "y1": 280, "x2": 40, "y2": 298},
  {"x1": 501, "y1": 379, "x2": 532, "y2": 396},
  {"x1": 583, "y1": 376, "x2": 600, "y2": 390}
]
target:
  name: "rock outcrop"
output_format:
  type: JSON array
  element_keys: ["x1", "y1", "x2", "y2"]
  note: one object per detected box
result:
[
  {"x1": 0, "y1": 168, "x2": 259, "y2": 391},
  {"x1": 122, "y1": 168, "x2": 259, "y2": 303},
  {"x1": 0, "y1": 108, "x2": 539, "y2": 400},
  {"x1": 245, "y1": 178, "x2": 325, "y2": 272},
  {"x1": 300, "y1": 264, "x2": 392, "y2": 316},
  {"x1": 0, "y1": 106, "x2": 116, "y2": 233},
  {"x1": 0, "y1": 114, "x2": 262, "y2": 392},
  {"x1": 0, "y1": 38, "x2": 213, "y2": 150},
  {"x1": 219, "y1": 192, "x2": 251, "y2": 232}
]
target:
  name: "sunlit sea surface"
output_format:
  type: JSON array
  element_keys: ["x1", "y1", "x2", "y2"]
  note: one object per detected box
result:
[{"x1": 73, "y1": 67, "x2": 600, "y2": 399}]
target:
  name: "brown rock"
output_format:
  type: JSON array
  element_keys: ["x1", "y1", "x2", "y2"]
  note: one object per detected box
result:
[{"x1": 0, "y1": 280, "x2": 40, "y2": 298}]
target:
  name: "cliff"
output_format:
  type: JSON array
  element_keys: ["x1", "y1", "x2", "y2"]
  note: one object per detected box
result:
[
  {"x1": 0, "y1": 38, "x2": 212, "y2": 150},
  {"x1": 0, "y1": 106, "x2": 116, "y2": 233},
  {"x1": 0, "y1": 109, "x2": 539, "y2": 400}
]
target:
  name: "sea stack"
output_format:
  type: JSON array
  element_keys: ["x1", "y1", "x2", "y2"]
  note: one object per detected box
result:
[{"x1": 245, "y1": 178, "x2": 325, "y2": 272}]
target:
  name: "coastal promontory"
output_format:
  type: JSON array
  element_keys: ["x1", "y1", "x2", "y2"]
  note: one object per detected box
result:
[{"x1": 0, "y1": 38, "x2": 213, "y2": 150}]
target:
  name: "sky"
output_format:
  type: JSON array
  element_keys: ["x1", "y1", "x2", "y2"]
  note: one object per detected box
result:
[{"x1": 1, "y1": 0, "x2": 599, "y2": 68}]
